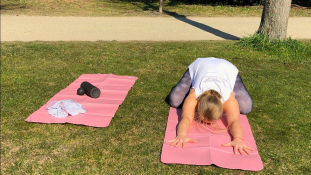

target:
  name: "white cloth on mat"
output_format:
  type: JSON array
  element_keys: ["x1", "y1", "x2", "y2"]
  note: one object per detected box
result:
[{"x1": 46, "y1": 99, "x2": 86, "y2": 118}]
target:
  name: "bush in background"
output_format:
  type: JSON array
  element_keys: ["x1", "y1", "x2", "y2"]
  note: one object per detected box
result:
[{"x1": 237, "y1": 33, "x2": 311, "y2": 63}]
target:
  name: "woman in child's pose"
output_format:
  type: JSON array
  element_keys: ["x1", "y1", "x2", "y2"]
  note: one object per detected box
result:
[{"x1": 167, "y1": 57, "x2": 253, "y2": 155}]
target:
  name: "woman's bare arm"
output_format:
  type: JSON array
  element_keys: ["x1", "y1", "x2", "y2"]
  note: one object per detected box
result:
[
  {"x1": 167, "y1": 89, "x2": 198, "y2": 148},
  {"x1": 223, "y1": 92, "x2": 243, "y2": 138},
  {"x1": 222, "y1": 92, "x2": 253, "y2": 154}
]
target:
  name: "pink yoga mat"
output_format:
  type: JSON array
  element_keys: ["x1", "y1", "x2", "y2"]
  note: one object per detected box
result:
[
  {"x1": 25, "y1": 74, "x2": 138, "y2": 127},
  {"x1": 161, "y1": 107, "x2": 263, "y2": 171}
]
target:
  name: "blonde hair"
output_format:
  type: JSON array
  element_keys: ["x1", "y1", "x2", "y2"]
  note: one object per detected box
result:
[{"x1": 196, "y1": 90, "x2": 223, "y2": 123}]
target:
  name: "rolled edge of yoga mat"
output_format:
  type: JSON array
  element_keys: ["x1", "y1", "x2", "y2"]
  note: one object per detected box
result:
[{"x1": 80, "y1": 81, "x2": 101, "y2": 98}]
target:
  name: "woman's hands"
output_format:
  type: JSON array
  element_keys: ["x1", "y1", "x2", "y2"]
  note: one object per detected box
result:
[
  {"x1": 166, "y1": 135, "x2": 197, "y2": 149},
  {"x1": 167, "y1": 135, "x2": 253, "y2": 155},
  {"x1": 222, "y1": 139, "x2": 253, "y2": 155}
]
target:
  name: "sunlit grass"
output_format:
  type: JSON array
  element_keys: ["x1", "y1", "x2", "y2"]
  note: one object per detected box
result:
[
  {"x1": 1, "y1": 0, "x2": 310, "y2": 17},
  {"x1": 1, "y1": 40, "x2": 311, "y2": 174},
  {"x1": 238, "y1": 33, "x2": 311, "y2": 63}
]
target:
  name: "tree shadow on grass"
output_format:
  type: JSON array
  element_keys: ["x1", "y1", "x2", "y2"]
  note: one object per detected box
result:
[{"x1": 140, "y1": 2, "x2": 239, "y2": 40}]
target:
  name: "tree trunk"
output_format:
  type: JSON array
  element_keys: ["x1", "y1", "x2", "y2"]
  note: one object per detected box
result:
[
  {"x1": 159, "y1": 0, "x2": 163, "y2": 14},
  {"x1": 257, "y1": 0, "x2": 292, "y2": 41}
]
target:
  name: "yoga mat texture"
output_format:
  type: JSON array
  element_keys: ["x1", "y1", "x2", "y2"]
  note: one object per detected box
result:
[
  {"x1": 161, "y1": 107, "x2": 263, "y2": 171},
  {"x1": 25, "y1": 74, "x2": 138, "y2": 127}
]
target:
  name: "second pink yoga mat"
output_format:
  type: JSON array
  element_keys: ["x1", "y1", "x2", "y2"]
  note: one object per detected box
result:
[
  {"x1": 25, "y1": 74, "x2": 138, "y2": 127},
  {"x1": 161, "y1": 107, "x2": 263, "y2": 171}
]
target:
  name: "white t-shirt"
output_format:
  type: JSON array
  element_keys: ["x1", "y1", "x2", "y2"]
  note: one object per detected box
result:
[{"x1": 188, "y1": 57, "x2": 238, "y2": 103}]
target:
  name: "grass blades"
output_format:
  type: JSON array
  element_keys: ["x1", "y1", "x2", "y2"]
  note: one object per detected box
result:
[
  {"x1": 1, "y1": 41, "x2": 311, "y2": 174},
  {"x1": 1, "y1": 0, "x2": 310, "y2": 17},
  {"x1": 238, "y1": 33, "x2": 311, "y2": 63}
]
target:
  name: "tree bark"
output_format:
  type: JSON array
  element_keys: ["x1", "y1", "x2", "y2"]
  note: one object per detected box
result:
[
  {"x1": 159, "y1": 0, "x2": 163, "y2": 14},
  {"x1": 257, "y1": 0, "x2": 292, "y2": 41}
]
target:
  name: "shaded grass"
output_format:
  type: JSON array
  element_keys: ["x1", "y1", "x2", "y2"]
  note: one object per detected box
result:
[
  {"x1": 1, "y1": 0, "x2": 310, "y2": 17},
  {"x1": 1, "y1": 41, "x2": 311, "y2": 174}
]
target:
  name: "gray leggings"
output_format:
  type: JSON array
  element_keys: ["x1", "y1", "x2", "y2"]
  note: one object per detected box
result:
[{"x1": 168, "y1": 69, "x2": 253, "y2": 114}]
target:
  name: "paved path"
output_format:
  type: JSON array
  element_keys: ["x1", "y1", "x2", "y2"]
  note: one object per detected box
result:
[{"x1": 1, "y1": 15, "x2": 311, "y2": 41}]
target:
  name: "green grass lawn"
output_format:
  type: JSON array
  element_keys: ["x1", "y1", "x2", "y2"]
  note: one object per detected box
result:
[
  {"x1": 1, "y1": 0, "x2": 310, "y2": 17},
  {"x1": 1, "y1": 41, "x2": 310, "y2": 174}
]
